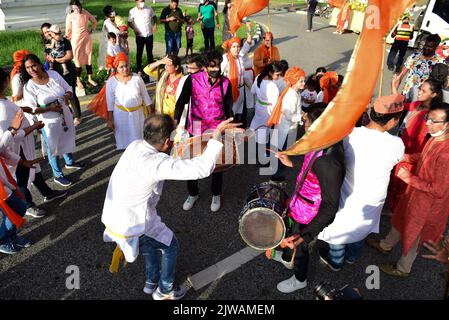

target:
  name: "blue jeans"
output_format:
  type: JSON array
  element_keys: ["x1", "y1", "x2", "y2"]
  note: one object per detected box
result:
[
  {"x1": 139, "y1": 234, "x2": 179, "y2": 294},
  {"x1": 165, "y1": 31, "x2": 181, "y2": 55},
  {"x1": 0, "y1": 192, "x2": 27, "y2": 243},
  {"x1": 41, "y1": 128, "x2": 74, "y2": 178},
  {"x1": 328, "y1": 240, "x2": 364, "y2": 267}
]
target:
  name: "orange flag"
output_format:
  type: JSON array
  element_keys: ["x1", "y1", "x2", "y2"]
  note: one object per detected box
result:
[
  {"x1": 328, "y1": 0, "x2": 346, "y2": 9},
  {"x1": 229, "y1": 0, "x2": 269, "y2": 34},
  {"x1": 282, "y1": 0, "x2": 413, "y2": 156}
]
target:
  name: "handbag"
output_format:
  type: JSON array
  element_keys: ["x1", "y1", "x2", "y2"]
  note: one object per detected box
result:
[{"x1": 288, "y1": 150, "x2": 323, "y2": 224}]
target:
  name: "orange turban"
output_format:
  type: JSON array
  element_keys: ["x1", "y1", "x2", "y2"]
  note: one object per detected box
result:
[
  {"x1": 319, "y1": 71, "x2": 339, "y2": 103},
  {"x1": 267, "y1": 67, "x2": 306, "y2": 127},
  {"x1": 222, "y1": 37, "x2": 241, "y2": 51},
  {"x1": 10, "y1": 49, "x2": 30, "y2": 99},
  {"x1": 113, "y1": 52, "x2": 129, "y2": 69}
]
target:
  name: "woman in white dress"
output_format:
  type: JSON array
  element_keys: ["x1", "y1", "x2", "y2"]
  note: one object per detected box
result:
[
  {"x1": 221, "y1": 30, "x2": 253, "y2": 125},
  {"x1": 106, "y1": 52, "x2": 152, "y2": 150},
  {"x1": 250, "y1": 62, "x2": 283, "y2": 153},
  {"x1": 22, "y1": 54, "x2": 84, "y2": 188},
  {"x1": 267, "y1": 66, "x2": 306, "y2": 181}
]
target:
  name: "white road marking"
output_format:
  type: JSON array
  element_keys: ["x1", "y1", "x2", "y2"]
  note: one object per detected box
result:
[{"x1": 187, "y1": 246, "x2": 262, "y2": 291}]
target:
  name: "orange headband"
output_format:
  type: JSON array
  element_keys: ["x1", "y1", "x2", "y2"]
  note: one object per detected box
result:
[
  {"x1": 113, "y1": 52, "x2": 129, "y2": 69},
  {"x1": 222, "y1": 37, "x2": 241, "y2": 50}
]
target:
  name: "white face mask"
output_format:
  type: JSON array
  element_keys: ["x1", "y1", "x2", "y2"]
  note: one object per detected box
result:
[{"x1": 430, "y1": 127, "x2": 447, "y2": 137}]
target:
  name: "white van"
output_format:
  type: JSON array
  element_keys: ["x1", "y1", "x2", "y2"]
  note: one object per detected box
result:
[{"x1": 387, "y1": 0, "x2": 449, "y2": 58}]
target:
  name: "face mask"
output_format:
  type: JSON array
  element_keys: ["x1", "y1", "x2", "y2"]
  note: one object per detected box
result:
[
  {"x1": 430, "y1": 127, "x2": 447, "y2": 137},
  {"x1": 207, "y1": 70, "x2": 221, "y2": 78},
  {"x1": 200, "y1": 0, "x2": 205, "y2": 4},
  {"x1": 138, "y1": 2, "x2": 145, "y2": 8}
]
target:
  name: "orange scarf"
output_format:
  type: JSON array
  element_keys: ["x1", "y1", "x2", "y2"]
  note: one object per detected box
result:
[
  {"x1": 0, "y1": 158, "x2": 25, "y2": 228},
  {"x1": 319, "y1": 71, "x2": 339, "y2": 103},
  {"x1": 89, "y1": 52, "x2": 129, "y2": 120},
  {"x1": 223, "y1": 37, "x2": 241, "y2": 103},
  {"x1": 267, "y1": 67, "x2": 305, "y2": 126},
  {"x1": 10, "y1": 49, "x2": 30, "y2": 101}
]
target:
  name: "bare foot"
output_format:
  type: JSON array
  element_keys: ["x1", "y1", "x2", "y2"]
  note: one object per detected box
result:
[
  {"x1": 76, "y1": 80, "x2": 84, "y2": 89},
  {"x1": 88, "y1": 79, "x2": 98, "y2": 87},
  {"x1": 73, "y1": 118, "x2": 81, "y2": 127}
]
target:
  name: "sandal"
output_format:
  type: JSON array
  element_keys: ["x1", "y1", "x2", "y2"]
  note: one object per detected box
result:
[
  {"x1": 73, "y1": 118, "x2": 81, "y2": 127},
  {"x1": 76, "y1": 80, "x2": 84, "y2": 90},
  {"x1": 88, "y1": 79, "x2": 98, "y2": 87}
]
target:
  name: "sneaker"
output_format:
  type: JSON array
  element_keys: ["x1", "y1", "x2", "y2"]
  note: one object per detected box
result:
[
  {"x1": 182, "y1": 195, "x2": 199, "y2": 211},
  {"x1": 0, "y1": 241, "x2": 20, "y2": 255},
  {"x1": 152, "y1": 285, "x2": 187, "y2": 300},
  {"x1": 366, "y1": 237, "x2": 390, "y2": 255},
  {"x1": 345, "y1": 258, "x2": 356, "y2": 265},
  {"x1": 25, "y1": 206, "x2": 46, "y2": 218},
  {"x1": 65, "y1": 162, "x2": 85, "y2": 170},
  {"x1": 380, "y1": 263, "x2": 409, "y2": 278},
  {"x1": 318, "y1": 247, "x2": 342, "y2": 272},
  {"x1": 272, "y1": 250, "x2": 294, "y2": 270},
  {"x1": 387, "y1": 64, "x2": 395, "y2": 72},
  {"x1": 210, "y1": 195, "x2": 221, "y2": 212},
  {"x1": 14, "y1": 236, "x2": 31, "y2": 248},
  {"x1": 53, "y1": 176, "x2": 72, "y2": 187},
  {"x1": 277, "y1": 275, "x2": 307, "y2": 293},
  {"x1": 44, "y1": 190, "x2": 68, "y2": 203},
  {"x1": 143, "y1": 281, "x2": 158, "y2": 294},
  {"x1": 395, "y1": 66, "x2": 402, "y2": 74},
  {"x1": 306, "y1": 29, "x2": 311, "y2": 32}
]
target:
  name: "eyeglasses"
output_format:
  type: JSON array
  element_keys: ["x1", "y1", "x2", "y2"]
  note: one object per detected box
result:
[{"x1": 424, "y1": 114, "x2": 447, "y2": 124}]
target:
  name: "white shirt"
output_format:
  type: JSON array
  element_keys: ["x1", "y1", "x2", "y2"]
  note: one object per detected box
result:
[
  {"x1": 318, "y1": 126, "x2": 405, "y2": 245},
  {"x1": 274, "y1": 77, "x2": 287, "y2": 93},
  {"x1": 128, "y1": 6, "x2": 155, "y2": 37},
  {"x1": 0, "y1": 129, "x2": 21, "y2": 197},
  {"x1": 107, "y1": 42, "x2": 122, "y2": 57},
  {"x1": 301, "y1": 89, "x2": 318, "y2": 108},
  {"x1": 102, "y1": 139, "x2": 223, "y2": 262}
]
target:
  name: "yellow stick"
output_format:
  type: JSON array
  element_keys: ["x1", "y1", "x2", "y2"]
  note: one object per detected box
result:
[
  {"x1": 379, "y1": 37, "x2": 386, "y2": 98},
  {"x1": 268, "y1": 2, "x2": 271, "y2": 31}
]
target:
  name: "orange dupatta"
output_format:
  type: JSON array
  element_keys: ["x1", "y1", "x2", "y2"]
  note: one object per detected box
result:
[
  {"x1": 0, "y1": 158, "x2": 25, "y2": 228},
  {"x1": 10, "y1": 50, "x2": 30, "y2": 102}
]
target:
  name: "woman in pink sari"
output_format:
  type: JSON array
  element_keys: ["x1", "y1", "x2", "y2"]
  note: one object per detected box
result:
[
  {"x1": 65, "y1": 0, "x2": 97, "y2": 89},
  {"x1": 334, "y1": 1, "x2": 350, "y2": 35}
]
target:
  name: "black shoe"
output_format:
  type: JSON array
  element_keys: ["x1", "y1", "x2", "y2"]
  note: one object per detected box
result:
[
  {"x1": 44, "y1": 190, "x2": 68, "y2": 203},
  {"x1": 387, "y1": 64, "x2": 394, "y2": 72},
  {"x1": 395, "y1": 66, "x2": 402, "y2": 74},
  {"x1": 318, "y1": 247, "x2": 342, "y2": 272}
]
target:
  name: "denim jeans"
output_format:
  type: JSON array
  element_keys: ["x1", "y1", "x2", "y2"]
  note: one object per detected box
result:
[
  {"x1": 202, "y1": 27, "x2": 215, "y2": 51},
  {"x1": 136, "y1": 35, "x2": 154, "y2": 72},
  {"x1": 328, "y1": 240, "x2": 364, "y2": 267},
  {"x1": 0, "y1": 192, "x2": 27, "y2": 243},
  {"x1": 165, "y1": 31, "x2": 181, "y2": 55},
  {"x1": 41, "y1": 128, "x2": 74, "y2": 178},
  {"x1": 139, "y1": 235, "x2": 179, "y2": 294}
]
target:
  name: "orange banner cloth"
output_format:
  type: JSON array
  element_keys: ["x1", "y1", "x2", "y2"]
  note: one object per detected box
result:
[
  {"x1": 328, "y1": 0, "x2": 346, "y2": 8},
  {"x1": 282, "y1": 0, "x2": 414, "y2": 156},
  {"x1": 229, "y1": 0, "x2": 269, "y2": 34}
]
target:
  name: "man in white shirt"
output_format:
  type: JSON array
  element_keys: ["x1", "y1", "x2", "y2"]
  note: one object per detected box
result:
[
  {"x1": 317, "y1": 94, "x2": 406, "y2": 271},
  {"x1": 128, "y1": 0, "x2": 157, "y2": 74},
  {"x1": 101, "y1": 114, "x2": 241, "y2": 300}
]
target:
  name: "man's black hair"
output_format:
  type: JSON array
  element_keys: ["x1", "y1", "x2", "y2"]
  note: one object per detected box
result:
[{"x1": 143, "y1": 114, "x2": 175, "y2": 146}]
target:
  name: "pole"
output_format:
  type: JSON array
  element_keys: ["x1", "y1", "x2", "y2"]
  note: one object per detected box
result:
[
  {"x1": 378, "y1": 37, "x2": 386, "y2": 98},
  {"x1": 268, "y1": 2, "x2": 271, "y2": 31}
]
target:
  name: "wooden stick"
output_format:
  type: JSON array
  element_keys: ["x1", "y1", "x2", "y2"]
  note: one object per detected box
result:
[
  {"x1": 379, "y1": 37, "x2": 386, "y2": 98},
  {"x1": 268, "y1": 2, "x2": 271, "y2": 32}
]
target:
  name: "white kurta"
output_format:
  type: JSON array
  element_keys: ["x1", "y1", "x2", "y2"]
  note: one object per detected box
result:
[
  {"x1": 0, "y1": 99, "x2": 41, "y2": 176},
  {"x1": 99, "y1": 19, "x2": 121, "y2": 69},
  {"x1": 270, "y1": 88, "x2": 302, "y2": 150},
  {"x1": 250, "y1": 78, "x2": 279, "y2": 144},
  {"x1": 106, "y1": 74, "x2": 151, "y2": 150},
  {"x1": 23, "y1": 70, "x2": 76, "y2": 157},
  {"x1": 221, "y1": 41, "x2": 252, "y2": 115},
  {"x1": 0, "y1": 130, "x2": 21, "y2": 197},
  {"x1": 102, "y1": 139, "x2": 223, "y2": 262},
  {"x1": 11, "y1": 74, "x2": 36, "y2": 125},
  {"x1": 318, "y1": 127, "x2": 405, "y2": 245}
]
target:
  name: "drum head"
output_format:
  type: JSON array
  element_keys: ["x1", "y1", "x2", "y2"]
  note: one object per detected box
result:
[{"x1": 239, "y1": 206, "x2": 286, "y2": 250}]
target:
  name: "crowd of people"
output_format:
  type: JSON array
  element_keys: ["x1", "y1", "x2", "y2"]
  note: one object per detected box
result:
[{"x1": 1, "y1": 0, "x2": 449, "y2": 301}]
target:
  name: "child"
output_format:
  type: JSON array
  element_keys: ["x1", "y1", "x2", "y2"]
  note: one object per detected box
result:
[
  {"x1": 106, "y1": 32, "x2": 122, "y2": 72},
  {"x1": 185, "y1": 16, "x2": 195, "y2": 57},
  {"x1": 301, "y1": 79, "x2": 319, "y2": 109},
  {"x1": 48, "y1": 24, "x2": 69, "y2": 75}
]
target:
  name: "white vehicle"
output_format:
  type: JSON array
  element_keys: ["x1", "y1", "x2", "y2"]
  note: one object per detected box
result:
[{"x1": 387, "y1": 0, "x2": 449, "y2": 59}]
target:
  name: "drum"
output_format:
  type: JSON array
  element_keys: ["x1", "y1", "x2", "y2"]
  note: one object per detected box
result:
[
  {"x1": 239, "y1": 182, "x2": 289, "y2": 250},
  {"x1": 172, "y1": 133, "x2": 241, "y2": 172}
]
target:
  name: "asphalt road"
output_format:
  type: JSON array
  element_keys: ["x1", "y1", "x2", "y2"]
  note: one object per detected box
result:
[{"x1": 0, "y1": 9, "x2": 446, "y2": 301}]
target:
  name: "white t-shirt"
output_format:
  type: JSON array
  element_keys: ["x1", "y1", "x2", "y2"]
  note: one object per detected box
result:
[
  {"x1": 107, "y1": 42, "x2": 122, "y2": 57},
  {"x1": 128, "y1": 6, "x2": 155, "y2": 37}
]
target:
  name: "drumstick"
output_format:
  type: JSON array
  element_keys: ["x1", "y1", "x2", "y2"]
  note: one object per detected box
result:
[{"x1": 266, "y1": 148, "x2": 278, "y2": 155}]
